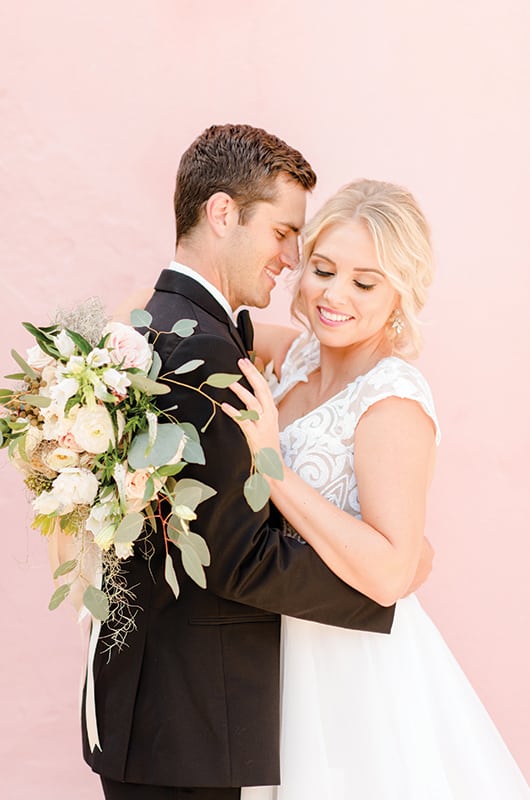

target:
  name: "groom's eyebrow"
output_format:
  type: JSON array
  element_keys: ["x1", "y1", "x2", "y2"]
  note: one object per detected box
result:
[{"x1": 278, "y1": 221, "x2": 301, "y2": 234}]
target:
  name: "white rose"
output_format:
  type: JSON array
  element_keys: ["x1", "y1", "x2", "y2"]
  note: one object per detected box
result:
[
  {"x1": 70, "y1": 405, "x2": 115, "y2": 454},
  {"x1": 54, "y1": 330, "x2": 76, "y2": 358},
  {"x1": 26, "y1": 345, "x2": 55, "y2": 372},
  {"x1": 44, "y1": 447, "x2": 79, "y2": 471},
  {"x1": 53, "y1": 467, "x2": 99, "y2": 506},
  {"x1": 87, "y1": 348, "x2": 111, "y2": 368},
  {"x1": 33, "y1": 490, "x2": 65, "y2": 516},
  {"x1": 85, "y1": 502, "x2": 116, "y2": 550},
  {"x1": 102, "y1": 368, "x2": 131, "y2": 396},
  {"x1": 103, "y1": 322, "x2": 152, "y2": 373}
]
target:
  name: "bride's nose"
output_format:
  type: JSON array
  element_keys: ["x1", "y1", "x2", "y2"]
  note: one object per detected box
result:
[{"x1": 323, "y1": 281, "x2": 347, "y2": 307}]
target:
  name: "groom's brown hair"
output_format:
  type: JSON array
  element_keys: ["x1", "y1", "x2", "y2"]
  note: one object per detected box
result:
[{"x1": 174, "y1": 123, "x2": 316, "y2": 243}]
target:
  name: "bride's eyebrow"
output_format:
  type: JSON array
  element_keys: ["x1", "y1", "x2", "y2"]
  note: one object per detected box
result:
[{"x1": 311, "y1": 251, "x2": 335, "y2": 264}]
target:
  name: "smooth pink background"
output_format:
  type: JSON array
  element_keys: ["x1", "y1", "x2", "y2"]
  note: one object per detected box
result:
[{"x1": 1, "y1": 2, "x2": 529, "y2": 797}]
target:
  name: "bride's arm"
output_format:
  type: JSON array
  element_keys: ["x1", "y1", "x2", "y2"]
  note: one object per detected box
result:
[{"x1": 223, "y1": 358, "x2": 436, "y2": 607}]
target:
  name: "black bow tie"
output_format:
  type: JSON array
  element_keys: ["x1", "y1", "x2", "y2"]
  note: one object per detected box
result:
[{"x1": 236, "y1": 308, "x2": 254, "y2": 353}]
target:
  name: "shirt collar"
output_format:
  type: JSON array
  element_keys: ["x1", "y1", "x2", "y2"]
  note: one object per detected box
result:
[{"x1": 168, "y1": 261, "x2": 233, "y2": 320}]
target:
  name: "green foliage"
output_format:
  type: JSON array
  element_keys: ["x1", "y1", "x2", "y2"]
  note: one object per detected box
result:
[
  {"x1": 10, "y1": 349, "x2": 38, "y2": 379},
  {"x1": 173, "y1": 359, "x2": 204, "y2": 375},
  {"x1": 53, "y1": 559, "x2": 78, "y2": 579},
  {"x1": 49, "y1": 584, "x2": 71, "y2": 611},
  {"x1": 255, "y1": 447, "x2": 284, "y2": 480},
  {"x1": 130, "y1": 309, "x2": 153, "y2": 328},
  {"x1": 114, "y1": 512, "x2": 145, "y2": 544},
  {"x1": 243, "y1": 472, "x2": 270, "y2": 512},
  {"x1": 204, "y1": 373, "x2": 241, "y2": 389},
  {"x1": 83, "y1": 585, "x2": 110, "y2": 622},
  {"x1": 128, "y1": 423, "x2": 185, "y2": 469},
  {"x1": 164, "y1": 553, "x2": 180, "y2": 600},
  {"x1": 171, "y1": 319, "x2": 198, "y2": 338}
]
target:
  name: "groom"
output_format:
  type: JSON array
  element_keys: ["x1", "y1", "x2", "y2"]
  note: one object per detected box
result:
[{"x1": 85, "y1": 124, "x2": 409, "y2": 799}]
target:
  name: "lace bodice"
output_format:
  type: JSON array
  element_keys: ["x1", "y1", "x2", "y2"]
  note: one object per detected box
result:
[{"x1": 269, "y1": 331, "x2": 440, "y2": 520}]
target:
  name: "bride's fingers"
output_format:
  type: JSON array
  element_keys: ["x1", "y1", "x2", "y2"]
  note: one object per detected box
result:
[
  {"x1": 229, "y1": 380, "x2": 262, "y2": 411},
  {"x1": 237, "y1": 358, "x2": 274, "y2": 406}
]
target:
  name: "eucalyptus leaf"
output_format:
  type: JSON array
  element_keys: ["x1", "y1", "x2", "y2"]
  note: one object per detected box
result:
[
  {"x1": 181, "y1": 532, "x2": 210, "y2": 566},
  {"x1": 167, "y1": 513, "x2": 185, "y2": 542},
  {"x1": 171, "y1": 319, "x2": 198, "y2": 338},
  {"x1": 10, "y1": 349, "x2": 38, "y2": 379},
  {"x1": 53, "y1": 559, "x2": 78, "y2": 579},
  {"x1": 182, "y1": 437, "x2": 205, "y2": 465},
  {"x1": 243, "y1": 472, "x2": 270, "y2": 512},
  {"x1": 83, "y1": 585, "x2": 110, "y2": 622},
  {"x1": 48, "y1": 583, "x2": 71, "y2": 611},
  {"x1": 204, "y1": 373, "x2": 241, "y2": 389},
  {"x1": 114, "y1": 512, "x2": 144, "y2": 544},
  {"x1": 180, "y1": 543, "x2": 207, "y2": 588},
  {"x1": 236, "y1": 409, "x2": 260, "y2": 421},
  {"x1": 130, "y1": 308, "x2": 153, "y2": 328},
  {"x1": 128, "y1": 373, "x2": 170, "y2": 395},
  {"x1": 172, "y1": 478, "x2": 217, "y2": 511},
  {"x1": 4, "y1": 372, "x2": 26, "y2": 381},
  {"x1": 173, "y1": 359, "x2": 204, "y2": 375},
  {"x1": 128, "y1": 423, "x2": 185, "y2": 469},
  {"x1": 164, "y1": 553, "x2": 180, "y2": 600},
  {"x1": 255, "y1": 447, "x2": 284, "y2": 480},
  {"x1": 156, "y1": 462, "x2": 185, "y2": 477},
  {"x1": 178, "y1": 422, "x2": 199, "y2": 442},
  {"x1": 148, "y1": 350, "x2": 161, "y2": 380},
  {"x1": 20, "y1": 393, "x2": 52, "y2": 409},
  {"x1": 142, "y1": 475, "x2": 155, "y2": 503}
]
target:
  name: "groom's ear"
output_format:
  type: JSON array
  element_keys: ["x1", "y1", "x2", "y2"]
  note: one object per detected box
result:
[{"x1": 205, "y1": 192, "x2": 239, "y2": 238}]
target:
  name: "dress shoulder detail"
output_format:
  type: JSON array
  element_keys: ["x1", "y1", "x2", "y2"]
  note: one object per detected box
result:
[{"x1": 350, "y1": 357, "x2": 441, "y2": 445}]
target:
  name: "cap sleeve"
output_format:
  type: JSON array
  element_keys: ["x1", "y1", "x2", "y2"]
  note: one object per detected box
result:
[{"x1": 350, "y1": 357, "x2": 441, "y2": 445}]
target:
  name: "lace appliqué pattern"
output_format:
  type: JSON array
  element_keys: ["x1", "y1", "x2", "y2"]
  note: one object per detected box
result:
[{"x1": 273, "y1": 333, "x2": 440, "y2": 521}]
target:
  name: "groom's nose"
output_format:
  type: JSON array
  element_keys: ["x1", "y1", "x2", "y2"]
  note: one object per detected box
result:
[{"x1": 279, "y1": 238, "x2": 300, "y2": 271}]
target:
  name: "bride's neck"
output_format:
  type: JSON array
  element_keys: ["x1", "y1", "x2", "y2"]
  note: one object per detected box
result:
[{"x1": 317, "y1": 339, "x2": 392, "y2": 393}]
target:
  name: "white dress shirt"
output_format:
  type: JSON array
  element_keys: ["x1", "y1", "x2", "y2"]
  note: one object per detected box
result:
[{"x1": 168, "y1": 260, "x2": 233, "y2": 320}]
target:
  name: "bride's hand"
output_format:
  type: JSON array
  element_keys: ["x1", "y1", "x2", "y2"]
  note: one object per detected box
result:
[{"x1": 222, "y1": 358, "x2": 282, "y2": 459}]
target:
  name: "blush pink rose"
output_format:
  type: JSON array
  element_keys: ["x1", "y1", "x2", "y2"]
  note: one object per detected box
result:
[{"x1": 103, "y1": 322, "x2": 152, "y2": 373}]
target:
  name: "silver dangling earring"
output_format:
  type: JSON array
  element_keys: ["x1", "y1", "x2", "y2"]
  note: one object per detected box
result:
[{"x1": 391, "y1": 309, "x2": 405, "y2": 336}]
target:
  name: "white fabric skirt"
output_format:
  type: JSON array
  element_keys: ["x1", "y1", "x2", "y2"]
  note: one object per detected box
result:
[{"x1": 242, "y1": 595, "x2": 529, "y2": 799}]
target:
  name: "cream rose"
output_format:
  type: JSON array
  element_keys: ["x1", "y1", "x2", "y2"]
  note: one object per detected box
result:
[
  {"x1": 70, "y1": 405, "x2": 115, "y2": 454},
  {"x1": 44, "y1": 447, "x2": 79, "y2": 471},
  {"x1": 124, "y1": 468, "x2": 163, "y2": 513},
  {"x1": 103, "y1": 322, "x2": 152, "y2": 372}
]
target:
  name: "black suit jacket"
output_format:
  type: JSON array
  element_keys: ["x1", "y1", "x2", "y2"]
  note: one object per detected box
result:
[{"x1": 83, "y1": 270, "x2": 394, "y2": 787}]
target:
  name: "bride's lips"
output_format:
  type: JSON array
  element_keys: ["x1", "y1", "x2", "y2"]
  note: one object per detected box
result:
[{"x1": 317, "y1": 305, "x2": 354, "y2": 326}]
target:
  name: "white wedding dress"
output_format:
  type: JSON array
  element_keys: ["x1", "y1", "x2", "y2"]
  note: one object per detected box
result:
[{"x1": 242, "y1": 332, "x2": 529, "y2": 799}]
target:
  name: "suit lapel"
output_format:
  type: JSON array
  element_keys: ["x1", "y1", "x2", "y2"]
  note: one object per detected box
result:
[{"x1": 153, "y1": 269, "x2": 248, "y2": 357}]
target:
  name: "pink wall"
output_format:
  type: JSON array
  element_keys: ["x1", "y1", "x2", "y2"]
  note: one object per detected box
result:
[{"x1": 1, "y1": 2, "x2": 529, "y2": 796}]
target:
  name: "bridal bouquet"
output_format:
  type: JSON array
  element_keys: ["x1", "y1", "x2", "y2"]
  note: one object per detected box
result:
[{"x1": 0, "y1": 299, "x2": 246, "y2": 646}]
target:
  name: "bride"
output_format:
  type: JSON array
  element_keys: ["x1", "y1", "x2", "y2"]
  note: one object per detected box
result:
[{"x1": 223, "y1": 179, "x2": 529, "y2": 798}]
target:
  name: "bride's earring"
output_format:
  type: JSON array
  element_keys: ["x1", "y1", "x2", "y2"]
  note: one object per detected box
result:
[{"x1": 390, "y1": 308, "x2": 405, "y2": 336}]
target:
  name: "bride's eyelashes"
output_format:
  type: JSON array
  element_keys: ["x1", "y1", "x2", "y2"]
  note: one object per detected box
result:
[
  {"x1": 312, "y1": 266, "x2": 376, "y2": 291},
  {"x1": 353, "y1": 279, "x2": 376, "y2": 291}
]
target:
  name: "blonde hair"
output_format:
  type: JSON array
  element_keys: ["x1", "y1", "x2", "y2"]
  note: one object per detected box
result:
[{"x1": 292, "y1": 179, "x2": 433, "y2": 358}]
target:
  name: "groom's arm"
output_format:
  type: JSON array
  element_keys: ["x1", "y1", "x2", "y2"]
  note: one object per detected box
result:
[{"x1": 159, "y1": 332, "x2": 395, "y2": 634}]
